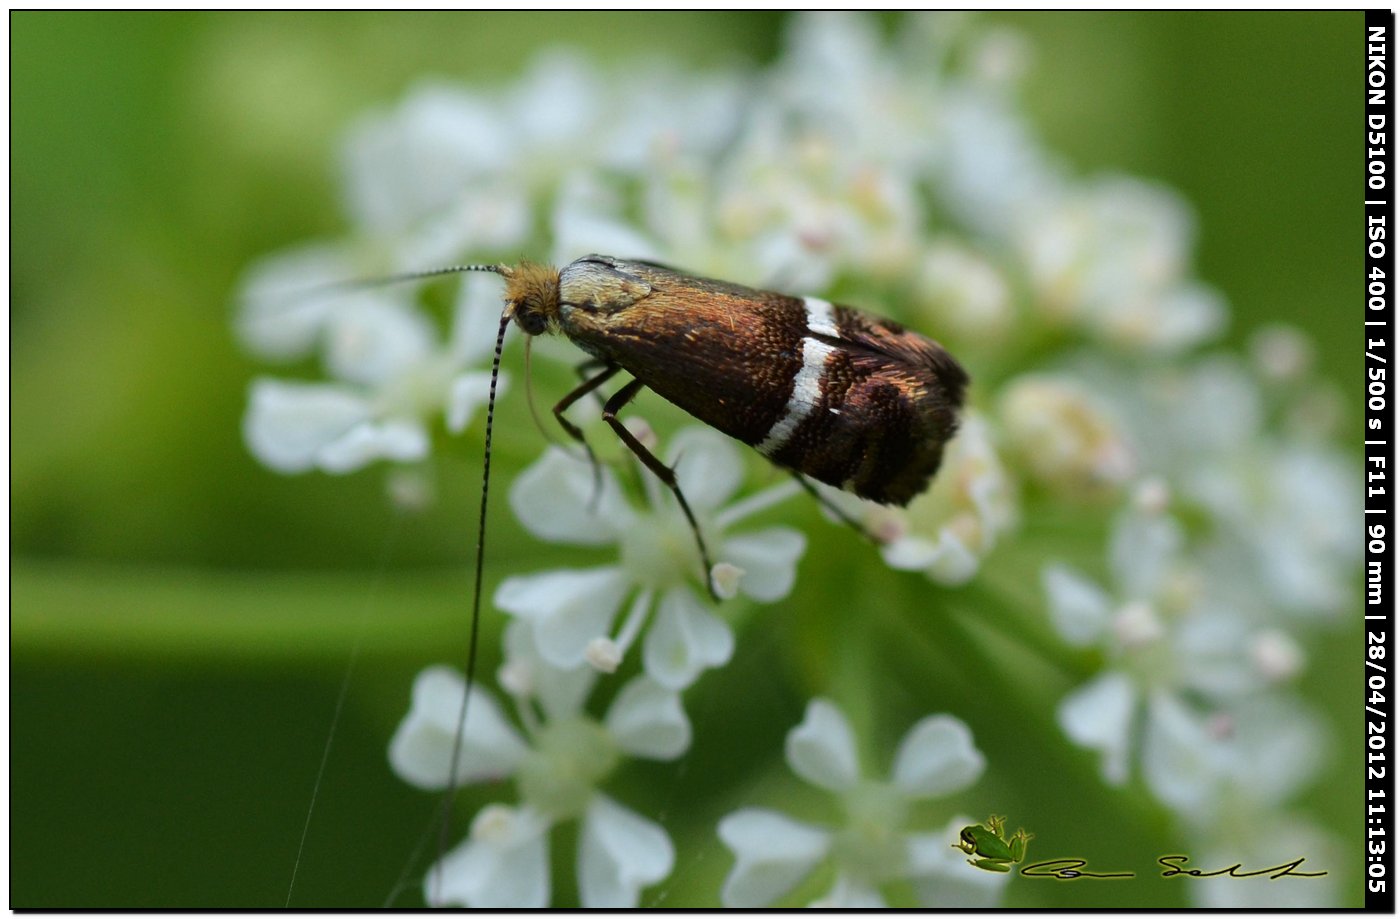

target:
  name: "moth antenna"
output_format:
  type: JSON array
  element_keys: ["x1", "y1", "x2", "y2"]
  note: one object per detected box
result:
[
  {"x1": 326, "y1": 263, "x2": 509, "y2": 295},
  {"x1": 257, "y1": 264, "x2": 511, "y2": 321},
  {"x1": 429, "y1": 308, "x2": 513, "y2": 905}
]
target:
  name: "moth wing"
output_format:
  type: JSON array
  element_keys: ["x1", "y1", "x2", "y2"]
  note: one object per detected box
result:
[
  {"x1": 818, "y1": 308, "x2": 968, "y2": 400},
  {"x1": 796, "y1": 306, "x2": 968, "y2": 504}
]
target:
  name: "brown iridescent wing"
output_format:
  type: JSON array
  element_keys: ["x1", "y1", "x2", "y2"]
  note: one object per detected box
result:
[
  {"x1": 557, "y1": 257, "x2": 809, "y2": 447},
  {"x1": 556, "y1": 256, "x2": 968, "y2": 505}
]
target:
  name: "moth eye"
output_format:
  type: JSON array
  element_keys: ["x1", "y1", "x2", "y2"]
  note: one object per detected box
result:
[{"x1": 517, "y1": 310, "x2": 548, "y2": 336}]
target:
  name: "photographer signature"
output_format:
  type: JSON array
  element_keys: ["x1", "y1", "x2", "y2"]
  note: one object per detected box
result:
[{"x1": 1019, "y1": 855, "x2": 1327, "y2": 881}]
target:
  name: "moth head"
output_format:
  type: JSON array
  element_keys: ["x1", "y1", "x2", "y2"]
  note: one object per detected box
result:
[{"x1": 501, "y1": 261, "x2": 562, "y2": 336}]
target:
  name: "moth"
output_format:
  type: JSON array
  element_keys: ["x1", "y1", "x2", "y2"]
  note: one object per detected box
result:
[
  {"x1": 459, "y1": 254, "x2": 968, "y2": 584},
  {"x1": 334, "y1": 254, "x2": 969, "y2": 902}
]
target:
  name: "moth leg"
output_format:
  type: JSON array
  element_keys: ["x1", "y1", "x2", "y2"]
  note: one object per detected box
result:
[
  {"x1": 554, "y1": 362, "x2": 617, "y2": 446},
  {"x1": 573, "y1": 358, "x2": 609, "y2": 385},
  {"x1": 790, "y1": 472, "x2": 882, "y2": 545},
  {"x1": 554, "y1": 363, "x2": 619, "y2": 511},
  {"x1": 602, "y1": 378, "x2": 719, "y2": 601}
]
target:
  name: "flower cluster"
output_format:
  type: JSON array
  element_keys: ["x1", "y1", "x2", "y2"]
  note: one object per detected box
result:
[
  {"x1": 1039, "y1": 348, "x2": 1354, "y2": 905},
  {"x1": 237, "y1": 12, "x2": 1356, "y2": 908}
]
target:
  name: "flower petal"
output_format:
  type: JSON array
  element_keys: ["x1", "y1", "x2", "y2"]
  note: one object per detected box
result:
[
  {"x1": 242, "y1": 379, "x2": 369, "y2": 474},
  {"x1": 233, "y1": 242, "x2": 357, "y2": 361},
  {"x1": 343, "y1": 82, "x2": 512, "y2": 236},
  {"x1": 446, "y1": 370, "x2": 509, "y2": 434},
  {"x1": 1042, "y1": 563, "x2": 1113, "y2": 647},
  {"x1": 1140, "y1": 690, "x2": 1223, "y2": 818},
  {"x1": 323, "y1": 300, "x2": 434, "y2": 386},
  {"x1": 1173, "y1": 607, "x2": 1259, "y2": 696},
  {"x1": 1145, "y1": 281, "x2": 1226, "y2": 354},
  {"x1": 1109, "y1": 508, "x2": 1182, "y2": 600},
  {"x1": 577, "y1": 795, "x2": 675, "y2": 908},
  {"x1": 1058, "y1": 671, "x2": 1137, "y2": 785},
  {"x1": 717, "y1": 808, "x2": 830, "y2": 908},
  {"x1": 605, "y1": 676, "x2": 692, "y2": 761},
  {"x1": 448, "y1": 272, "x2": 513, "y2": 364},
  {"x1": 1226, "y1": 694, "x2": 1326, "y2": 805},
  {"x1": 642, "y1": 587, "x2": 734, "y2": 690},
  {"x1": 784, "y1": 697, "x2": 860, "y2": 792},
  {"x1": 509, "y1": 446, "x2": 632, "y2": 545},
  {"x1": 882, "y1": 530, "x2": 981, "y2": 585},
  {"x1": 500, "y1": 619, "x2": 597, "y2": 721},
  {"x1": 891, "y1": 714, "x2": 986, "y2": 799},
  {"x1": 387, "y1": 665, "x2": 526, "y2": 790},
  {"x1": 317, "y1": 419, "x2": 429, "y2": 473},
  {"x1": 426, "y1": 805, "x2": 550, "y2": 908},
  {"x1": 667, "y1": 427, "x2": 746, "y2": 511},
  {"x1": 495, "y1": 567, "x2": 631, "y2": 670},
  {"x1": 721, "y1": 527, "x2": 806, "y2": 602},
  {"x1": 550, "y1": 177, "x2": 662, "y2": 268},
  {"x1": 879, "y1": 533, "x2": 942, "y2": 571}
]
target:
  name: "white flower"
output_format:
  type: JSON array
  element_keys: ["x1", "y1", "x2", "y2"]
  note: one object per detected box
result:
[
  {"x1": 241, "y1": 272, "x2": 507, "y2": 475},
  {"x1": 1139, "y1": 692, "x2": 1339, "y2": 906},
  {"x1": 388, "y1": 631, "x2": 688, "y2": 908},
  {"x1": 1079, "y1": 354, "x2": 1361, "y2": 620},
  {"x1": 550, "y1": 172, "x2": 663, "y2": 267},
  {"x1": 1141, "y1": 691, "x2": 1325, "y2": 823},
  {"x1": 432, "y1": 803, "x2": 550, "y2": 908},
  {"x1": 1044, "y1": 504, "x2": 1315, "y2": 813},
  {"x1": 340, "y1": 81, "x2": 529, "y2": 268},
  {"x1": 914, "y1": 239, "x2": 1015, "y2": 345},
  {"x1": 821, "y1": 414, "x2": 1016, "y2": 586},
  {"x1": 1229, "y1": 442, "x2": 1360, "y2": 619},
  {"x1": 593, "y1": 63, "x2": 746, "y2": 173},
  {"x1": 233, "y1": 241, "x2": 365, "y2": 361},
  {"x1": 1016, "y1": 177, "x2": 1224, "y2": 353},
  {"x1": 717, "y1": 698, "x2": 1006, "y2": 908},
  {"x1": 496, "y1": 427, "x2": 806, "y2": 689},
  {"x1": 644, "y1": 116, "x2": 921, "y2": 291},
  {"x1": 999, "y1": 373, "x2": 1135, "y2": 495},
  {"x1": 936, "y1": 85, "x2": 1059, "y2": 240}
]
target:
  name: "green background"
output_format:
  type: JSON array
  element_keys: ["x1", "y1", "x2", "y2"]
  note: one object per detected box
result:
[{"x1": 12, "y1": 12, "x2": 1361, "y2": 907}]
